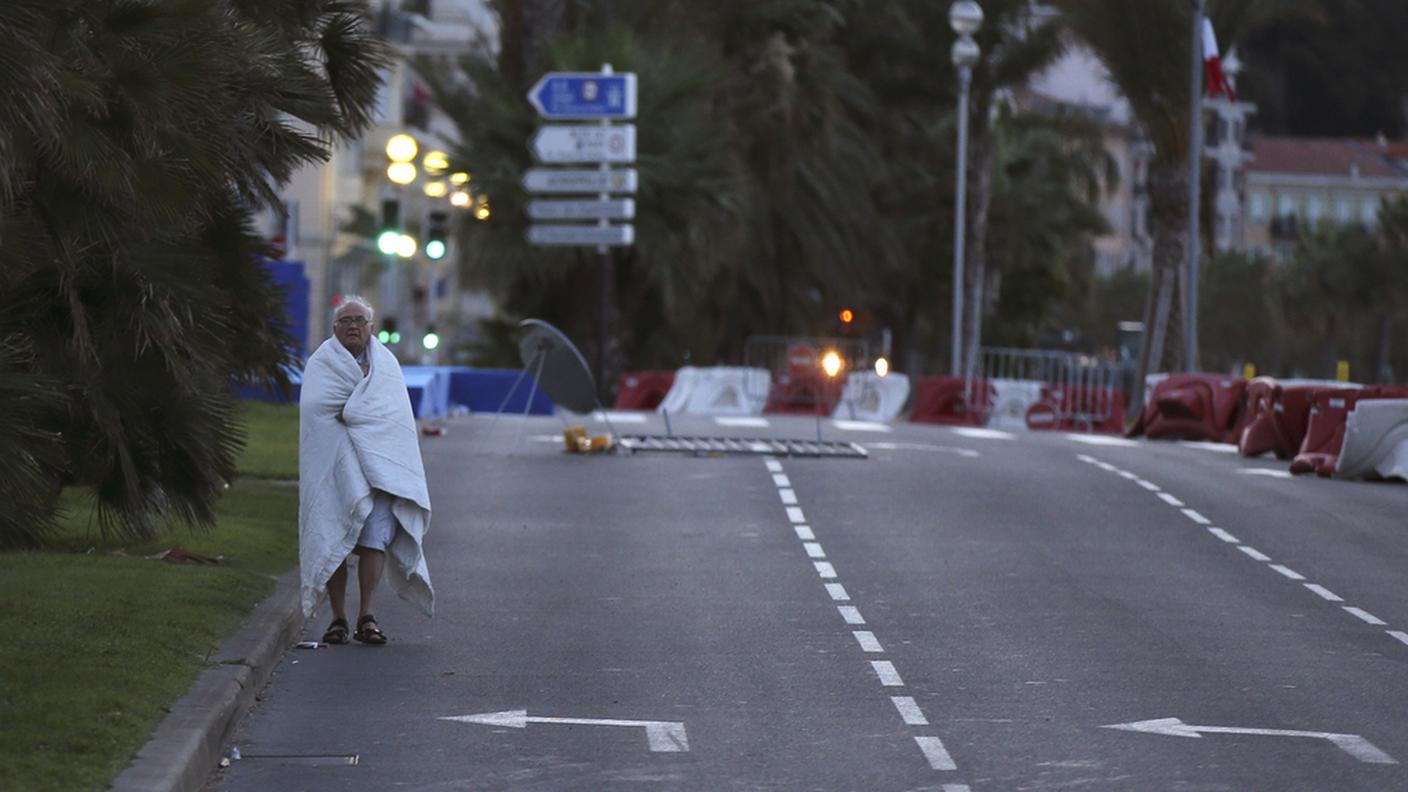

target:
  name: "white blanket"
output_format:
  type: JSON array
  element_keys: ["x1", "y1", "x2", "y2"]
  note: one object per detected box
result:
[{"x1": 298, "y1": 337, "x2": 434, "y2": 617}]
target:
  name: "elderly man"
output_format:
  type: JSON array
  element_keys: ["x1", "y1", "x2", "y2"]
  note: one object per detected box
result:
[{"x1": 299, "y1": 296, "x2": 434, "y2": 646}]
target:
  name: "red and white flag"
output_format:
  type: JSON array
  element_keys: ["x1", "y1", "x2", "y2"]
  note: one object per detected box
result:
[{"x1": 1201, "y1": 18, "x2": 1236, "y2": 102}]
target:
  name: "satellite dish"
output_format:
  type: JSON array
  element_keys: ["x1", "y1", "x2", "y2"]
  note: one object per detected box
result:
[{"x1": 517, "y1": 319, "x2": 599, "y2": 414}]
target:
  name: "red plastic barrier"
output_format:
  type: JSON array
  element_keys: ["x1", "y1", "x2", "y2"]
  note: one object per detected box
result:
[
  {"x1": 1127, "y1": 374, "x2": 1247, "y2": 442},
  {"x1": 614, "y1": 370, "x2": 676, "y2": 410},
  {"x1": 1235, "y1": 377, "x2": 1280, "y2": 456},
  {"x1": 1025, "y1": 384, "x2": 1126, "y2": 434},
  {"x1": 909, "y1": 377, "x2": 996, "y2": 425},
  {"x1": 1291, "y1": 386, "x2": 1408, "y2": 476},
  {"x1": 763, "y1": 370, "x2": 847, "y2": 415}
]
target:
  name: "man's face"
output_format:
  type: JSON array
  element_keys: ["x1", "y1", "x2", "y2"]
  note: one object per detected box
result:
[{"x1": 333, "y1": 304, "x2": 371, "y2": 356}]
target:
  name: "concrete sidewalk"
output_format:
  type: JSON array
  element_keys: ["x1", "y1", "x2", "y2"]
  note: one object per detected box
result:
[{"x1": 108, "y1": 570, "x2": 306, "y2": 792}]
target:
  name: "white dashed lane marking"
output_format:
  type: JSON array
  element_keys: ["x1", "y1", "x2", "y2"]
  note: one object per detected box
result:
[
  {"x1": 838, "y1": 606, "x2": 865, "y2": 625},
  {"x1": 779, "y1": 489, "x2": 798, "y2": 505},
  {"x1": 825, "y1": 583, "x2": 850, "y2": 601},
  {"x1": 765, "y1": 460, "x2": 783, "y2": 473},
  {"x1": 1306, "y1": 584, "x2": 1344, "y2": 602},
  {"x1": 916, "y1": 737, "x2": 958, "y2": 771},
  {"x1": 814, "y1": 561, "x2": 837, "y2": 579},
  {"x1": 772, "y1": 474, "x2": 791, "y2": 487},
  {"x1": 871, "y1": 660, "x2": 904, "y2": 686},
  {"x1": 794, "y1": 525, "x2": 815, "y2": 540},
  {"x1": 1345, "y1": 607, "x2": 1388, "y2": 626},
  {"x1": 891, "y1": 696, "x2": 929, "y2": 725},
  {"x1": 1269, "y1": 565, "x2": 1306, "y2": 581},
  {"x1": 716, "y1": 416, "x2": 768, "y2": 428},
  {"x1": 1208, "y1": 527, "x2": 1240, "y2": 543},
  {"x1": 803, "y1": 542, "x2": 826, "y2": 559},
  {"x1": 1157, "y1": 492, "x2": 1185, "y2": 507},
  {"x1": 853, "y1": 631, "x2": 884, "y2": 653},
  {"x1": 1237, "y1": 546, "x2": 1272, "y2": 562},
  {"x1": 1181, "y1": 508, "x2": 1212, "y2": 525},
  {"x1": 786, "y1": 507, "x2": 806, "y2": 523}
]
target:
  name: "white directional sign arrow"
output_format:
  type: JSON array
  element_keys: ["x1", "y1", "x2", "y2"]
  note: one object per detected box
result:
[
  {"x1": 531, "y1": 124, "x2": 636, "y2": 163},
  {"x1": 527, "y1": 224, "x2": 634, "y2": 247},
  {"x1": 527, "y1": 198, "x2": 635, "y2": 221},
  {"x1": 1103, "y1": 717, "x2": 1397, "y2": 764},
  {"x1": 522, "y1": 168, "x2": 639, "y2": 194},
  {"x1": 440, "y1": 710, "x2": 689, "y2": 752}
]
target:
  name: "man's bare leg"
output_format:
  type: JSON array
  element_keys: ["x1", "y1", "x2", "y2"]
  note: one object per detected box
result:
[
  {"x1": 327, "y1": 561, "x2": 349, "y2": 622},
  {"x1": 354, "y1": 547, "x2": 386, "y2": 635}
]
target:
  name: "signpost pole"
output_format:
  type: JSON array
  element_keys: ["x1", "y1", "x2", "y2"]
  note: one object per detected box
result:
[{"x1": 596, "y1": 63, "x2": 614, "y2": 403}]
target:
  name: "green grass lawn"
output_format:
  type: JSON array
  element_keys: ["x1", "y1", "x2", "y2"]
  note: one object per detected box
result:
[{"x1": 0, "y1": 402, "x2": 300, "y2": 792}]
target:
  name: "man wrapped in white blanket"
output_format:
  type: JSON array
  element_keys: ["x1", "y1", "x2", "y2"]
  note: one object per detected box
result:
[{"x1": 299, "y1": 295, "x2": 433, "y2": 646}]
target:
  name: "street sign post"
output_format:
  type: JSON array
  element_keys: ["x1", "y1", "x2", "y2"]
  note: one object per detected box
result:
[
  {"x1": 526, "y1": 224, "x2": 634, "y2": 247},
  {"x1": 521, "y1": 168, "x2": 638, "y2": 194},
  {"x1": 530, "y1": 124, "x2": 636, "y2": 164},
  {"x1": 527, "y1": 73, "x2": 638, "y2": 120},
  {"x1": 527, "y1": 199, "x2": 635, "y2": 221}
]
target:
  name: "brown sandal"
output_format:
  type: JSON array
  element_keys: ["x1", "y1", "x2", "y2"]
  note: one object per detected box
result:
[
  {"x1": 321, "y1": 617, "x2": 350, "y2": 645},
  {"x1": 353, "y1": 614, "x2": 386, "y2": 645}
]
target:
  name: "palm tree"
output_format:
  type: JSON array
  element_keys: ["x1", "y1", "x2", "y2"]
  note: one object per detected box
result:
[{"x1": 0, "y1": 0, "x2": 387, "y2": 545}]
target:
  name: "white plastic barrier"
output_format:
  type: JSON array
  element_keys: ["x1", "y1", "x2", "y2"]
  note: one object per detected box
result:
[
  {"x1": 657, "y1": 366, "x2": 770, "y2": 416},
  {"x1": 1334, "y1": 399, "x2": 1408, "y2": 481},
  {"x1": 832, "y1": 372, "x2": 911, "y2": 422},
  {"x1": 988, "y1": 379, "x2": 1044, "y2": 429}
]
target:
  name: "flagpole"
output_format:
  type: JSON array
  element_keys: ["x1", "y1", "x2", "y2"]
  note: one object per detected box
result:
[{"x1": 1185, "y1": 0, "x2": 1205, "y2": 372}]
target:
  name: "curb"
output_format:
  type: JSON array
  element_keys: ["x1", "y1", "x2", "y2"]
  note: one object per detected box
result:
[{"x1": 108, "y1": 569, "x2": 306, "y2": 792}]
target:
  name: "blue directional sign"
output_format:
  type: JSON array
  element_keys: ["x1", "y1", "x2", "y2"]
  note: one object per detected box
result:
[{"x1": 528, "y1": 72, "x2": 637, "y2": 120}]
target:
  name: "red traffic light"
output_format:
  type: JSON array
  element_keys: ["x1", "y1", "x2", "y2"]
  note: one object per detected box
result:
[{"x1": 839, "y1": 309, "x2": 854, "y2": 324}]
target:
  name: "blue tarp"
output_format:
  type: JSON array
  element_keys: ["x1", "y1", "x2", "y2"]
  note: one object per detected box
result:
[{"x1": 234, "y1": 365, "x2": 556, "y2": 417}]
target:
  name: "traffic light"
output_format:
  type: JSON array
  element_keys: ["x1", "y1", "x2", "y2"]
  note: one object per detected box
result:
[
  {"x1": 377, "y1": 198, "x2": 401, "y2": 255},
  {"x1": 425, "y1": 210, "x2": 448, "y2": 260},
  {"x1": 378, "y1": 316, "x2": 399, "y2": 345},
  {"x1": 839, "y1": 308, "x2": 854, "y2": 325},
  {"x1": 422, "y1": 324, "x2": 440, "y2": 350}
]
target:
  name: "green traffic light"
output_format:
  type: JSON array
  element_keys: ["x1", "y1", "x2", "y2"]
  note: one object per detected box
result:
[
  {"x1": 422, "y1": 332, "x2": 440, "y2": 350},
  {"x1": 376, "y1": 230, "x2": 400, "y2": 255},
  {"x1": 377, "y1": 330, "x2": 390, "y2": 343},
  {"x1": 425, "y1": 239, "x2": 446, "y2": 260},
  {"x1": 389, "y1": 331, "x2": 401, "y2": 344}
]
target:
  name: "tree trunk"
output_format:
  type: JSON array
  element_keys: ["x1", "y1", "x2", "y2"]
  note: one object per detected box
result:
[
  {"x1": 1132, "y1": 162, "x2": 1189, "y2": 411},
  {"x1": 962, "y1": 134, "x2": 994, "y2": 385}
]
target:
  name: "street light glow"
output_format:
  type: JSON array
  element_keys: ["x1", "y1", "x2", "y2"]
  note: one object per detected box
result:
[
  {"x1": 449, "y1": 189, "x2": 472, "y2": 208},
  {"x1": 874, "y1": 357, "x2": 890, "y2": 378},
  {"x1": 449, "y1": 171, "x2": 470, "y2": 185},
  {"x1": 423, "y1": 180, "x2": 447, "y2": 198},
  {"x1": 376, "y1": 230, "x2": 401, "y2": 255},
  {"x1": 395, "y1": 233, "x2": 417, "y2": 258},
  {"x1": 425, "y1": 239, "x2": 446, "y2": 260},
  {"x1": 386, "y1": 134, "x2": 418, "y2": 163},
  {"x1": 423, "y1": 150, "x2": 449, "y2": 174},
  {"x1": 821, "y1": 350, "x2": 843, "y2": 378},
  {"x1": 387, "y1": 162, "x2": 417, "y2": 185},
  {"x1": 474, "y1": 199, "x2": 491, "y2": 220}
]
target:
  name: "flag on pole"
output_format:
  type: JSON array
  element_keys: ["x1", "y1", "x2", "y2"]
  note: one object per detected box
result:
[{"x1": 1201, "y1": 18, "x2": 1236, "y2": 102}]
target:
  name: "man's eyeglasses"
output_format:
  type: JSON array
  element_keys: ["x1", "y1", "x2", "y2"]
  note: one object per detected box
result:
[{"x1": 335, "y1": 317, "x2": 369, "y2": 327}]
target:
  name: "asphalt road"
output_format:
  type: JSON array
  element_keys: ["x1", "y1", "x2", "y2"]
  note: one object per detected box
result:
[{"x1": 212, "y1": 412, "x2": 1408, "y2": 791}]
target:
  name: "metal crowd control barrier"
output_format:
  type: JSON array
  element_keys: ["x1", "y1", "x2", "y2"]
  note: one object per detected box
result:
[
  {"x1": 743, "y1": 335, "x2": 872, "y2": 415},
  {"x1": 979, "y1": 347, "x2": 1124, "y2": 432}
]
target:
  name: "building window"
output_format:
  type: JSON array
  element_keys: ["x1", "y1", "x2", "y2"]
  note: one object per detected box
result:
[
  {"x1": 1362, "y1": 197, "x2": 1380, "y2": 225},
  {"x1": 1277, "y1": 192, "x2": 1298, "y2": 218},
  {"x1": 1306, "y1": 194, "x2": 1325, "y2": 223},
  {"x1": 1249, "y1": 191, "x2": 1270, "y2": 224},
  {"x1": 1335, "y1": 195, "x2": 1355, "y2": 224}
]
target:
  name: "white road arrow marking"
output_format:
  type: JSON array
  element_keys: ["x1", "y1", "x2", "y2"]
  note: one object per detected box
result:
[
  {"x1": 1103, "y1": 717, "x2": 1396, "y2": 764},
  {"x1": 441, "y1": 710, "x2": 689, "y2": 752}
]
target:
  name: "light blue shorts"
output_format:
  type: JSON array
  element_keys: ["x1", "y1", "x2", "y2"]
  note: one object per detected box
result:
[{"x1": 357, "y1": 490, "x2": 397, "y2": 551}]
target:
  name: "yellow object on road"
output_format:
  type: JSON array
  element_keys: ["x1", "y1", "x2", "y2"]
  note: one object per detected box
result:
[{"x1": 563, "y1": 425, "x2": 614, "y2": 454}]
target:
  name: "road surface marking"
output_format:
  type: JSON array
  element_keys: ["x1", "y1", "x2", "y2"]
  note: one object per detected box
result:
[
  {"x1": 814, "y1": 561, "x2": 837, "y2": 579},
  {"x1": 772, "y1": 474, "x2": 790, "y2": 487},
  {"x1": 794, "y1": 525, "x2": 815, "y2": 541},
  {"x1": 715, "y1": 416, "x2": 768, "y2": 428},
  {"x1": 1117, "y1": 470, "x2": 1138, "y2": 480},
  {"x1": 1065, "y1": 434, "x2": 1139, "y2": 447},
  {"x1": 915, "y1": 736, "x2": 957, "y2": 770},
  {"x1": 1306, "y1": 584, "x2": 1344, "y2": 602},
  {"x1": 786, "y1": 507, "x2": 806, "y2": 523},
  {"x1": 854, "y1": 631, "x2": 884, "y2": 652},
  {"x1": 804, "y1": 542, "x2": 826, "y2": 559},
  {"x1": 441, "y1": 710, "x2": 689, "y2": 752},
  {"x1": 866, "y1": 442, "x2": 981, "y2": 457},
  {"x1": 1181, "y1": 508, "x2": 1212, "y2": 525},
  {"x1": 1076, "y1": 454, "x2": 1097, "y2": 464},
  {"x1": 1208, "y1": 527, "x2": 1240, "y2": 543},
  {"x1": 1097, "y1": 462, "x2": 1118, "y2": 472},
  {"x1": 1135, "y1": 479, "x2": 1161, "y2": 491},
  {"x1": 891, "y1": 696, "x2": 929, "y2": 725},
  {"x1": 942, "y1": 786, "x2": 973, "y2": 792},
  {"x1": 779, "y1": 488, "x2": 798, "y2": 505},
  {"x1": 748, "y1": 442, "x2": 772, "y2": 453},
  {"x1": 833, "y1": 420, "x2": 892, "y2": 432},
  {"x1": 591, "y1": 411, "x2": 647, "y2": 423},
  {"x1": 950, "y1": 427, "x2": 1015, "y2": 440},
  {"x1": 1269, "y1": 565, "x2": 1306, "y2": 581},
  {"x1": 1156, "y1": 492, "x2": 1185, "y2": 507},
  {"x1": 871, "y1": 660, "x2": 904, "y2": 686},
  {"x1": 765, "y1": 459, "x2": 783, "y2": 473},
  {"x1": 1344, "y1": 607, "x2": 1388, "y2": 626},
  {"x1": 1238, "y1": 468, "x2": 1294, "y2": 479},
  {"x1": 1103, "y1": 717, "x2": 1396, "y2": 764},
  {"x1": 1178, "y1": 441, "x2": 1239, "y2": 453},
  {"x1": 825, "y1": 583, "x2": 850, "y2": 601},
  {"x1": 1238, "y1": 546, "x2": 1272, "y2": 562},
  {"x1": 838, "y1": 606, "x2": 865, "y2": 625},
  {"x1": 1387, "y1": 631, "x2": 1408, "y2": 647}
]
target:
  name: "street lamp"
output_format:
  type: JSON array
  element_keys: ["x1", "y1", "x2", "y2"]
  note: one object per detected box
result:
[{"x1": 949, "y1": 0, "x2": 982, "y2": 378}]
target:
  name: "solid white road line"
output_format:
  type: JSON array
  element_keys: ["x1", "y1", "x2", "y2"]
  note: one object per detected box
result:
[
  {"x1": 854, "y1": 631, "x2": 884, "y2": 653},
  {"x1": 1387, "y1": 631, "x2": 1408, "y2": 647},
  {"x1": 951, "y1": 427, "x2": 1015, "y2": 440},
  {"x1": 814, "y1": 561, "x2": 837, "y2": 579},
  {"x1": 1208, "y1": 527, "x2": 1240, "y2": 543},
  {"x1": 1344, "y1": 607, "x2": 1388, "y2": 626},
  {"x1": 592, "y1": 411, "x2": 648, "y2": 423},
  {"x1": 1136, "y1": 480, "x2": 1161, "y2": 492},
  {"x1": 772, "y1": 474, "x2": 790, "y2": 487},
  {"x1": 832, "y1": 420, "x2": 892, "y2": 433},
  {"x1": 891, "y1": 696, "x2": 929, "y2": 725},
  {"x1": 715, "y1": 416, "x2": 769, "y2": 428},
  {"x1": 915, "y1": 736, "x2": 958, "y2": 771},
  {"x1": 1157, "y1": 492, "x2": 1185, "y2": 507},
  {"x1": 804, "y1": 542, "x2": 826, "y2": 559},
  {"x1": 1269, "y1": 564, "x2": 1306, "y2": 581},
  {"x1": 838, "y1": 606, "x2": 865, "y2": 625},
  {"x1": 1238, "y1": 468, "x2": 1294, "y2": 479},
  {"x1": 794, "y1": 525, "x2": 816, "y2": 541},
  {"x1": 1077, "y1": 454, "x2": 1098, "y2": 464},
  {"x1": 779, "y1": 489, "x2": 798, "y2": 505},
  {"x1": 825, "y1": 583, "x2": 851, "y2": 601},
  {"x1": 765, "y1": 460, "x2": 783, "y2": 473},
  {"x1": 1181, "y1": 508, "x2": 1212, "y2": 525},
  {"x1": 1179, "y1": 440, "x2": 1238, "y2": 453},
  {"x1": 871, "y1": 660, "x2": 904, "y2": 686},
  {"x1": 1306, "y1": 584, "x2": 1344, "y2": 602},
  {"x1": 786, "y1": 507, "x2": 806, "y2": 523},
  {"x1": 1238, "y1": 546, "x2": 1272, "y2": 562},
  {"x1": 1065, "y1": 434, "x2": 1139, "y2": 447}
]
